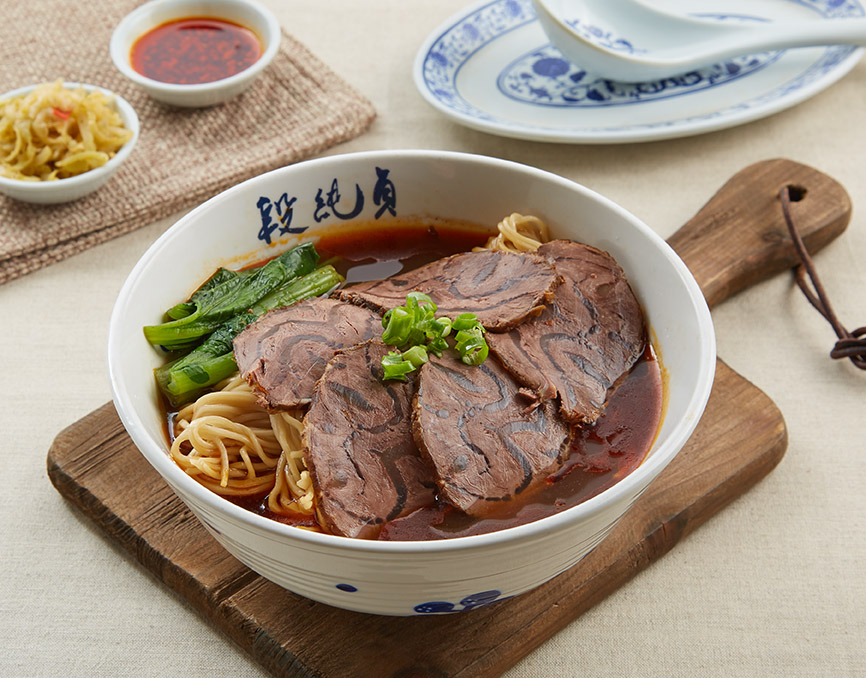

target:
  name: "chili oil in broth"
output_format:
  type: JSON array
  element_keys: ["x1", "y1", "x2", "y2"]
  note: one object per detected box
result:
[
  {"x1": 378, "y1": 344, "x2": 662, "y2": 540},
  {"x1": 166, "y1": 223, "x2": 664, "y2": 536}
]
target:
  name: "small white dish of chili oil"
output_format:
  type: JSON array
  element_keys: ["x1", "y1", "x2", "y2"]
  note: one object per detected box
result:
[{"x1": 110, "y1": 0, "x2": 280, "y2": 107}]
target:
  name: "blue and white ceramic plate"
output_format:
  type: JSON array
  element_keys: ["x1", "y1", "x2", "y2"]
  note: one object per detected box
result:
[{"x1": 413, "y1": 0, "x2": 864, "y2": 143}]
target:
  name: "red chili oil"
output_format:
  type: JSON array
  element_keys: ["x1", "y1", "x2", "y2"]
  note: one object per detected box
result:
[{"x1": 131, "y1": 17, "x2": 262, "y2": 85}]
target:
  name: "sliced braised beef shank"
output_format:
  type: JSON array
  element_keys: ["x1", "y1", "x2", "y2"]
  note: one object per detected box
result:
[
  {"x1": 231, "y1": 238, "x2": 649, "y2": 538},
  {"x1": 233, "y1": 298, "x2": 381, "y2": 410},
  {"x1": 334, "y1": 249, "x2": 559, "y2": 330},
  {"x1": 412, "y1": 355, "x2": 571, "y2": 517},
  {"x1": 486, "y1": 240, "x2": 646, "y2": 424},
  {"x1": 303, "y1": 342, "x2": 436, "y2": 539}
]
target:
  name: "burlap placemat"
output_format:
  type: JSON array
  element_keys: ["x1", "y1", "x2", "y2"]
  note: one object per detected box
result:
[{"x1": 0, "y1": 1, "x2": 376, "y2": 285}]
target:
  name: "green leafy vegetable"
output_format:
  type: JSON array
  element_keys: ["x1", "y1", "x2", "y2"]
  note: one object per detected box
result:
[
  {"x1": 154, "y1": 352, "x2": 240, "y2": 406},
  {"x1": 153, "y1": 264, "x2": 343, "y2": 406},
  {"x1": 143, "y1": 242, "x2": 319, "y2": 351},
  {"x1": 164, "y1": 267, "x2": 250, "y2": 320},
  {"x1": 249, "y1": 264, "x2": 343, "y2": 316}
]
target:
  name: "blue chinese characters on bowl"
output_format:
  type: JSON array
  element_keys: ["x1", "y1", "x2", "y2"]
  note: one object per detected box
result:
[{"x1": 255, "y1": 166, "x2": 398, "y2": 245}]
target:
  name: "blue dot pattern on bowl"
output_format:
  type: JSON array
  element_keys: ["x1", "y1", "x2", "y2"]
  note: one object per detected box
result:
[
  {"x1": 335, "y1": 583, "x2": 358, "y2": 592},
  {"x1": 414, "y1": 601, "x2": 456, "y2": 614},
  {"x1": 414, "y1": 590, "x2": 508, "y2": 614}
]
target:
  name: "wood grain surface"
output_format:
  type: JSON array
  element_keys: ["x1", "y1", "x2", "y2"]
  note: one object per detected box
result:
[
  {"x1": 668, "y1": 157, "x2": 850, "y2": 310},
  {"x1": 46, "y1": 158, "x2": 850, "y2": 677}
]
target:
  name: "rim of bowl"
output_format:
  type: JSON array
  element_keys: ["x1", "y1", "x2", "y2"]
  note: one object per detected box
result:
[
  {"x1": 108, "y1": 149, "x2": 716, "y2": 555},
  {"x1": 109, "y1": 0, "x2": 281, "y2": 95},
  {"x1": 0, "y1": 82, "x2": 139, "y2": 192}
]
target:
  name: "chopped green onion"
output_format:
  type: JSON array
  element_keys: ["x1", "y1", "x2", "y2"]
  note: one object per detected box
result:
[
  {"x1": 452, "y1": 312, "x2": 480, "y2": 332},
  {"x1": 456, "y1": 328, "x2": 489, "y2": 365},
  {"x1": 382, "y1": 307, "x2": 415, "y2": 346},
  {"x1": 379, "y1": 293, "x2": 489, "y2": 379},
  {"x1": 382, "y1": 351, "x2": 416, "y2": 381},
  {"x1": 406, "y1": 291, "x2": 435, "y2": 306},
  {"x1": 381, "y1": 292, "x2": 439, "y2": 347},
  {"x1": 428, "y1": 316, "x2": 451, "y2": 339},
  {"x1": 402, "y1": 344, "x2": 429, "y2": 368},
  {"x1": 427, "y1": 336, "x2": 449, "y2": 358}
]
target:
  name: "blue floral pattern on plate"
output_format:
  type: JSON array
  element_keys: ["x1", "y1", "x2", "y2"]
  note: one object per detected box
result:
[
  {"x1": 498, "y1": 49, "x2": 781, "y2": 107},
  {"x1": 420, "y1": 0, "x2": 533, "y2": 123},
  {"x1": 497, "y1": 13, "x2": 786, "y2": 107},
  {"x1": 415, "y1": 0, "x2": 864, "y2": 141}
]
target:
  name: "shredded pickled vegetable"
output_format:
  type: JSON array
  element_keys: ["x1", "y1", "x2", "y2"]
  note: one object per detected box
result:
[{"x1": 0, "y1": 80, "x2": 132, "y2": 181}]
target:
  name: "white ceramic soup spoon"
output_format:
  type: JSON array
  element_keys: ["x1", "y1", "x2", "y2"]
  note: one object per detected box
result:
[{"x1": 533, "y1": 0, "x2": 866, "y2": 82}]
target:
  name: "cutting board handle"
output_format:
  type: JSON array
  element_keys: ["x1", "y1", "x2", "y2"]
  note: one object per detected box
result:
[{"x1": 666, "y1": 158, "x2": 851, "y2": 309}]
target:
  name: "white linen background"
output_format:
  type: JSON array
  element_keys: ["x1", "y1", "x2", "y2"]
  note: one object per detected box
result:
[{"x1": 1, "y1": 1, "x2": 863, "y2": 676}]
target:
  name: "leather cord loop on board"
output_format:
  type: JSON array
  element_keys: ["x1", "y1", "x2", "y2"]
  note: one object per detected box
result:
[{"x1": 780, "y1": 185, "x2": 866, "y2": 370}]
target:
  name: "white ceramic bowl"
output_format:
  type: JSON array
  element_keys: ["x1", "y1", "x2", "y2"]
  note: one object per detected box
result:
[
  {"x1": 108, "y1": 150, "x2": 715, "y2": 616},
  {"x1": 0, "y1": 82, "x2": 138, "y2": 205},
  {"x1": 110, "y1": 0, "x2": 281, "y2": 107}
]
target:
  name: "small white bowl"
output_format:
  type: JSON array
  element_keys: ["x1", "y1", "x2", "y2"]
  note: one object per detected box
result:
[
  {"x1": 0, "y1": 82, "x2": 139, "y2": 205},
  {"x1": 110, "y1": 0, "x2": 281, "y2": 108},
  {"x1": 109, "y1": 150, "x2": 716, "y2": 616}
]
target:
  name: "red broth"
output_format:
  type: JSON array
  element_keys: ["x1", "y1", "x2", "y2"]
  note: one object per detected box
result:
[
  {"x1": 378, "y1": 344, "x2": 663, "y2": 540},
  {"x1": 131, "y1": 17, "x2": 262, "y2": 85},
  {"x1": 316, "y1": 221, "x2": 494, "y2": 283}
]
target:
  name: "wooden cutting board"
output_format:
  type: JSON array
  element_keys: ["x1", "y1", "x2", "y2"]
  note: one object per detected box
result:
[{"x1": 47, "y1": 159, "x2": 850, "y2": 678}]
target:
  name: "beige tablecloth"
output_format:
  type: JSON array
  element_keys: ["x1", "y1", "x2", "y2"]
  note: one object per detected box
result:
[{"x1": 2, "y1": 1, "x2": 864, "y2": 676}]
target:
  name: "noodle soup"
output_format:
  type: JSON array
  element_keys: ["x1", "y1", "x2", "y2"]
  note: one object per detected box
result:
[
  {"x1": 156, "y1": 218, "x2": 663, "y2": 540},
  {"x1": 111, "y1": 150, "x2": 715, "y2": 614}
]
